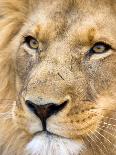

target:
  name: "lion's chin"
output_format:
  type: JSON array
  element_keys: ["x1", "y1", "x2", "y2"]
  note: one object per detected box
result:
[{"x1": 26, "y1": 132, "x2": 83, "y2": 155}]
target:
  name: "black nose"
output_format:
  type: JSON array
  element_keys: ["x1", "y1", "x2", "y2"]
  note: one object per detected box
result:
[{"x1": 25, "y1": 100, "x2": 68, "y2": 130}]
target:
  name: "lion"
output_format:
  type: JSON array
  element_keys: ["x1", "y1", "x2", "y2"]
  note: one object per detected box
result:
[{"x1": 0, "y1": 0, "x2": 116, "y2": 154}]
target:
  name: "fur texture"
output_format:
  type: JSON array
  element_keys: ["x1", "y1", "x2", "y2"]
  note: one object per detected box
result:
[
  {"x1": 26, "y1": 133, "x2": 83, "y2": 155},
  {"x1": 0, "y1": 0, "x2": 116, "y2": 155}
]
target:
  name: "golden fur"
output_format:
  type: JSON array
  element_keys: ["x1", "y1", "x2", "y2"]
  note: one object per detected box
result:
[{"x1": 0, "y1": 0, "x2": 116, "y2": 154}]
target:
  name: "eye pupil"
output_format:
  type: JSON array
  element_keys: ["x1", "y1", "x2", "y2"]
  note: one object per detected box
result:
[
  {"x1": 31, "y1": 40, "x2": 36, "y2": 44},
  {"x1": 30, "y1": 39, "x2": 38, "y2": 47},
  {"x1": 93, "y1": 45, "x2": 105, "y2": 53}
]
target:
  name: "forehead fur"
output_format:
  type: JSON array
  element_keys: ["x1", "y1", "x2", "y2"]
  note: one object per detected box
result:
[
  {"x1": 20, "y1": 0, "x2": 115, "y2": 50},
  {"x1": 1, "y1": 0, "x2": 115, "y2": 16},
  {"x1": 0, "y1": 0, "x2": 116, "y2": 49}
]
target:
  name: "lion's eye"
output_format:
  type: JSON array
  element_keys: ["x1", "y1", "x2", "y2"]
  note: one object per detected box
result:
[
  {"x1": 90, "y1": 42, "x2": 111, "y2": 54},
  {"x1": 24, "y1": 36, "x2": 39, "y2": 50}
]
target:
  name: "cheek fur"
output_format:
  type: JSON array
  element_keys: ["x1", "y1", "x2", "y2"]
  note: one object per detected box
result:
[{"x1": 16, "y1": 49, "x2": 38, "y2": 82}]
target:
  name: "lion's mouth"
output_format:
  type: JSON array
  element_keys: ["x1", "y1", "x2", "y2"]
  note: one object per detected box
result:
[
  {"x1": 30, "y1": 110, "x2": 99, "y2": 139},
  {"x1": 33, "y1": 130, "x2": 68, "y2": 139}
]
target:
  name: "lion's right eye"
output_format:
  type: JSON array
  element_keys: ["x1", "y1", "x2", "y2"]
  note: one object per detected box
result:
[
  {"x1": 24, "y1": 36, "x2": 39, "y2": 50},
  {"x1": 90, "y1": 42, "x2": 112, "y2": 54},
  {"x1": 87, "y1": 42, "x2": 113, "y2": 60}
]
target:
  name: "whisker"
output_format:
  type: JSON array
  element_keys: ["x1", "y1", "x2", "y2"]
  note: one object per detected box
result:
[
  {"x1": 79, "y1": 136, "x2": 87, "y2": 155},
  {"x1": 0, "y1": 99, "x2": 15, "y2": 101},
  {"x1": 0, "y1": 112, "x2": 12, "y2": 119},
  {"x1": 102, "y1": 122, "x2": 116, "y2": 127},
  {"x1": 84, "y1": 136, "x2": 96, "y2": 155},
  {"x1": 95, "y1": 129, "x2": 113, "y2": 145},
  {"x1": 101, "y1": 116, "x2": 116, "y2": 121},
  {"x1": 101, "y1": 108, "x2": 116, "y2": 112},
  {"x1": 101, "y1": 125, "x2": 115, "y2": 132},
  {"x1": 0, "y1": 114, "x2": 12, "y2": 117},
  {"x1": 87, "y1": 133, "x2": 105, "y2": 155},
  {"x1": 0, "y1": 113, "x2": 12, "y2": 116},
  {"x1": 89, "y1": 129, "x2": 109, "y2": 154},
  {"x1": 97, "y1": 127, "x2": 116, "y2": 138}
]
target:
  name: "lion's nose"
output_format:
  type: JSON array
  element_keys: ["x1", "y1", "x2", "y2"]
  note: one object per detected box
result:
[{"x1": 25, "y1": 100, "x2": 68, "y2": 130}]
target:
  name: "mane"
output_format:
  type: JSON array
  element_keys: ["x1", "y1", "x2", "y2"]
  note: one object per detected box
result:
[
  {"x1": 0, "y1": 2, "x2": 30, "y2": 154},
  {"x1": 0, "y1": 1, "x2": 46, "y2": 154},
  {"x1": 0, "y1": 0, "x2": 29, "y2": 99}
]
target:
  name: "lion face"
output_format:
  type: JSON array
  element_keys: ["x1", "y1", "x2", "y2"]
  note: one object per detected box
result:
[{"x1": 0, "y1": 0, "x2": 116, "y2": 155}]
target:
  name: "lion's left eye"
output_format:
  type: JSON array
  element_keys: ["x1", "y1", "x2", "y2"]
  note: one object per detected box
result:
[
  {"x1": 90, "y1": 42, "x2": 112, "y2": 54},
  {"x1": 24, "y1": 36, "x2": 39, "y2": 50}
]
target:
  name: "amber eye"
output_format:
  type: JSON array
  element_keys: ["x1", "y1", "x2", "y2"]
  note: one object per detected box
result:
[
  {"x1": 24, "y1": 36, "x2": 39, "y2": 50},
  {"x1": 90, "y1": 42, "x2": 111, "y2": 54}
]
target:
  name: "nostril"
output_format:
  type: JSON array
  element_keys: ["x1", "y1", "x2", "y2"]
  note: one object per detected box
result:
[
  {"x1": 26, "y1": 100, "x2": 37, "y2": 113},
  {"x1": 47, "y1": 100, "x2": 68, "y2": 117},
  {"x1": 50, "y1": 101, "x2": 68, "y2": 114}
]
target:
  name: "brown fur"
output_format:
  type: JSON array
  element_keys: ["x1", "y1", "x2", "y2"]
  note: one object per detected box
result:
[{"x1": 0, "y1": 0, "x2": 116, "y2": 154}]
